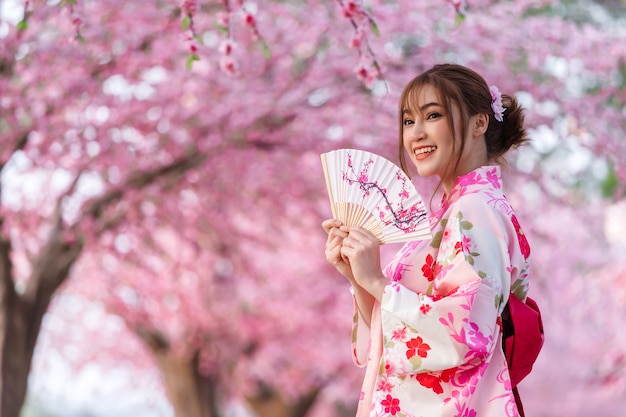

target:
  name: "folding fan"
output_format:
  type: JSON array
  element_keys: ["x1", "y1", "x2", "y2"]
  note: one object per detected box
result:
[{"x1": 320, "y1": 148, "x2": 432, "y2": 244}]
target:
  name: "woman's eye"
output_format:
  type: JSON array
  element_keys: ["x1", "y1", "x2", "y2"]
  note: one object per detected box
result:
[
  {"x1": 427, "y1": 112, "x2": 442, "y2": 120},
  {"x1": 403, "y1": 119, "x2": 414, "y2": 126}
]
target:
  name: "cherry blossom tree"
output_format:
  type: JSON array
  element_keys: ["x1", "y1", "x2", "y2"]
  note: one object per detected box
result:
[{"x1": 1, "y1": 0, "x2": 625, "y2": 416}]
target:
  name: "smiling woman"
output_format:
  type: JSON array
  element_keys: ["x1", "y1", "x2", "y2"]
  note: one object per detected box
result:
[
  {"x1": 322, "y1": 63, "x2": 537, "y2": 417},
  {"x1": 397, "y1": 65, "x2": 529, "y2": 198}
]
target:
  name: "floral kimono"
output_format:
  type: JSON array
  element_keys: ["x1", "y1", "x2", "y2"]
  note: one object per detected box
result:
[{"x1": 351, "y1": 166, "x2": 531, "y2": 417}]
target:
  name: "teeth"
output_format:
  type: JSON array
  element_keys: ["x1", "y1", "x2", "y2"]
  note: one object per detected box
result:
[{"x1": 415, "y1": 146, "x2": 437, "y2": 156}]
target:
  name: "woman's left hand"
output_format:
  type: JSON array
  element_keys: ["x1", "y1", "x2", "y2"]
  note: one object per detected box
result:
[{"x1": 340, "y1": 226, "x2": 387, "y2": 298}]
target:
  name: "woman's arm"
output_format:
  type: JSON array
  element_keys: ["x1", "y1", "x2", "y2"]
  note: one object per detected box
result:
[{"x1": 378, "y1": 202, "x2": 513, "y2": 374}]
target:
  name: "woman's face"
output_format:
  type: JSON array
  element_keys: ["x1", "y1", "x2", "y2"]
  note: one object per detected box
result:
[{"x1": 402, "y1": 84, "x2": 461, "y2": 188}]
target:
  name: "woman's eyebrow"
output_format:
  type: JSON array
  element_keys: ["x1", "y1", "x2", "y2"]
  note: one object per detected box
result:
[
  {"x1": 419, "y1": 102, "x2": 441, "y2": 112},
  {"x1": 402, "y1": 102, "x2": 441, "y2": 114}
]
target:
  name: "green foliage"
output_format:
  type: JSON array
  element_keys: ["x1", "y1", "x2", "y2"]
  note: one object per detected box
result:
[
  {"x1": 262, "y1": 42, "x2": 271, "y2": 59},
  {"x1": 522, "y1": 4, "x2": 555, "y2": 18},
  {"x1": 186, "y1": 53, "x2": 200, "y2": 71},
  {"x1": 17, "y1": 20, "x2": 28, "y2": 31},
  {"x1": 455, "y1": 12, "x2": 466, "y2": 27},
  {"x1": 616, "y1": 59, "x2": 626, "y2": 90},
  {"x1": 601, "y1": 162, "x2": 621, "y2": 198},
  {"x1": 212, "y1": 22, "x2": 228, "y2": 35},
  {"x1": 370, "y1": 20, "x2": 380, "y2": 36},
  {"x1": 181, "y1": 15, "x2": 191, "y2": 31},
  {"x1": 522, "y1": 0, "x2": 616, "y2": 27}
]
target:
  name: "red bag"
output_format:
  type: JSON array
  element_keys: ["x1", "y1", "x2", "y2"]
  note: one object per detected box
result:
[{"x1": 502, "y1": 295, "x2": 544, "y2": 416}]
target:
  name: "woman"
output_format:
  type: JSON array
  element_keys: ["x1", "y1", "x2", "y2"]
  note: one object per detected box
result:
[{"x1": 323, "y1": 64, "x2": 531, "y2": 417}]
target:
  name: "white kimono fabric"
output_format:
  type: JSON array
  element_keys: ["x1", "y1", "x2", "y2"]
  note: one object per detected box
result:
[{"x1": 352, "y1": 166, "x2": 531, "y2": 417}]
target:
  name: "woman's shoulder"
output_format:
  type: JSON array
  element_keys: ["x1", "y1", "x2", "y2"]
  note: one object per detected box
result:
[
  {"x1": 442, "y1": 184, "x2": 519, "y2": 238},
  {"x1": 449, "y1": 183, "x2": 530, "y2": 260},
  {"x1": 450, "y1": 184, "x2": 512, "y2": 217}
]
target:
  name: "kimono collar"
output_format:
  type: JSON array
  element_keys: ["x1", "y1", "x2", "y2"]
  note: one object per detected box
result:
[{"x1": 431, "y1": 166, "x2": 503, "y2": 222}]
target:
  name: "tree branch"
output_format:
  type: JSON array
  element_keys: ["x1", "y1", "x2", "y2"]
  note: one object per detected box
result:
[{"x1": 79, "y1": 149, "x2": 207, "y2": 228}]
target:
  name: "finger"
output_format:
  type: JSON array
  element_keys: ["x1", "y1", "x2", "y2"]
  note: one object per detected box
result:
[
  {"x1": 328, "y1": 227, "x2": 349, "y2": 240},
  {"x1": 326, "y1": 231, "x2": 344, "y2": 247},
  {"x1": 341, "y1": 236, "x2": 354, "y2": 248},
  {"x1": 326, "y1": 244, "x2": 342, "y2": 261},
  {"x1": 337, "y1": 245, "x2": 351, "y2": 263},
  {"x1": 328, "y1": 245, "x2": 349, "y2": 267},
  {"x1": 327, "y1": 235, "x2": 344, "y2": 250},
  {"x1": 340, "y1": 245, "x2": 353, "y2": 260},
  {"x1": 342, "y1": 237, "x2": 367, "y2": 251},
  {"x1": 341, "y1": 235, "x2": 362, "y2": 250},
  {"x1": 346, "y1": 227, "x2": 377, "y2": 243},
  {"x1": 322, "y1": 219, "x2": 343, "y2": 234}
]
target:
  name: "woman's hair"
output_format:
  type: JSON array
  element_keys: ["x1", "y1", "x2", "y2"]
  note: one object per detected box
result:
[{"x1": 397, "y1": 63, "x2": 529, "y2": 178}]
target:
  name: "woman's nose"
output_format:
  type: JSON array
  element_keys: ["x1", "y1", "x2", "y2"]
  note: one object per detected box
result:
[{"x1": 410, "y1": 123, "x2": 426, "y2": 140}]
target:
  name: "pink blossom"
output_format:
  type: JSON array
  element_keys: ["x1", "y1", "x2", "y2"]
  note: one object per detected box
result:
[
  {"x1": 384, "y1": 362, "x2": 396, "y2": 375},
  {"x1": 486, "y1": 168, "x2": 500, "y2": 189},
  {"x1": 8, "y1": 2, "x2": 626, "y2": 414},
  {"x1": 349, "y1": 28, "x2": 365, "y2": 49},
  {"x1": 216, "y1": 12, "x2": 230, "y2": 27},
  {"x1": 219, "y1": 55, "x2": 239, "y2": 75},
  {"x1": 461, "y1": 234, "x2": 473, "y2": 253},
  {"x1": 391, "y1": 326, "x2": 407, "y2": 341},
  {"x1": 342, "y1": 1, "x2": 359, "y2": 18},
  {"x1": 353, "y1": 63, "x2": 377, "y2": 88},
  {"x1": 180, "y1": 0, "x2": 197, "y2": 15},
  {"x1": 71, "y1": 12, "x2": 83, "y2": 27},
  {"x1": 242, "y1": 12, "x2": 255, "y2": 26},
  {"x1": 218, "y1": 40, "x2": 236, "y2": 56},
  {"x1": 489, "y1": 85, "x2": 506, "y2": 122},
  {"x1": 377, "y1": 377, "x2": 394, "y2": 392}
]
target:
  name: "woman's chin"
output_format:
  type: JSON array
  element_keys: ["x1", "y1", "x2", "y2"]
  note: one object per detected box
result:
[{"x1": 414, "y1": 165, "x2": 436, "y2": 179}]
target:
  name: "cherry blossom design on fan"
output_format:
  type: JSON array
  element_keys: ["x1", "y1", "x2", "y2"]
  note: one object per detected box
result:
[
  {"x1": 320, "y1": 149, "x2": 432, "y2": 244},
  {"x1": 343, "y1": 152, "x2": 428, "y2": 232}
]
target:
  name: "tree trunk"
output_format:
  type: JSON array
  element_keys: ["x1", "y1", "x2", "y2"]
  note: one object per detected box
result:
[
  {"x1": 246, "y1": 385, "x2": 322, "y2": 417},
  {"x1": 0, "y1": 281, "x2": 30, "y2": 417},
  {"x1": 142, "y1": 331, "x2": 221, "y2": 417},
  {"x1": 0, "y1": 147, "x2": 205, "y2": 417},
  {"x1": 0, "y1": 226, "x2": 83, "y2": 417}
]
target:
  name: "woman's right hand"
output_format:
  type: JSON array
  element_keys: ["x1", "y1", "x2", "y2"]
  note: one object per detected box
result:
[{"x1": 322, "y1": 218, "x2": 353, "y2": 279}]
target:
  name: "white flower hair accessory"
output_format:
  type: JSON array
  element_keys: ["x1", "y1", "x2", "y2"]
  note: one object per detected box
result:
[{"x1": 489, "y1": 85, "x2": 506, "y2": 122}]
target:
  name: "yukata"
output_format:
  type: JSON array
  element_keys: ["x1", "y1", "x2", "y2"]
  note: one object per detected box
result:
[{"x1": 351, "y1": 166, "x2": 531, "y2": 417}]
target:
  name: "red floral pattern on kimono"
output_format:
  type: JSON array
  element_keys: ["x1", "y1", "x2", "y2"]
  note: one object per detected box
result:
[{"x1": 351, "y1": 166, "x2": 531, "y2": 417}]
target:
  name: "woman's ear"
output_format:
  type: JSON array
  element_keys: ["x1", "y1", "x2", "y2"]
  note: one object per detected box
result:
[{"x1": 472, "y1": 113, "x2": 489, "y2": 137}]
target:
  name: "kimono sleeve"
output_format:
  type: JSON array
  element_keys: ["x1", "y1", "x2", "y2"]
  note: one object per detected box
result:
[
  {"x1": 351, "y1": 294, "x2": 373, "y2": 367},
  {"x1": 379, "y1": 200, "x2": 512, "y2": 375}
]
